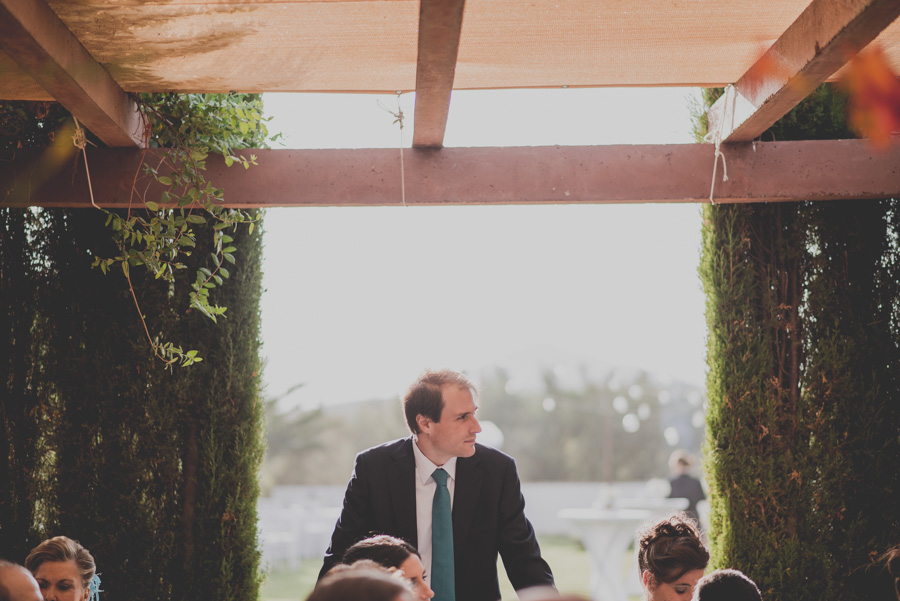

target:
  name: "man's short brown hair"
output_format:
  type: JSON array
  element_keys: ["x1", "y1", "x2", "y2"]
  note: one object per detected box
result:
[{"x1": 402, "y1": 370, "x2": 475, "y2": 434}]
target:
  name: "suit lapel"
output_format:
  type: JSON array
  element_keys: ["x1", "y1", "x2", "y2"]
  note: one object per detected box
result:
[
  {"x1": 388, "y1": 437, "x2": 419, "y2": 547},
  {"x1": 453, "y1": 449, "x2": 484, "y2": 556}
]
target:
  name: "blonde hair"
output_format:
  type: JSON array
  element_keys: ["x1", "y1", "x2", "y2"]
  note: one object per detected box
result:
[{"x1": 25, "y1": 536, "x2": 95, "y2": 589}]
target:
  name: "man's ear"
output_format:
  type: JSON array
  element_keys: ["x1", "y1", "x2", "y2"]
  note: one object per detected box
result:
[{"x1": 416, "y1": 414, "x2": 432, "y2": 434}]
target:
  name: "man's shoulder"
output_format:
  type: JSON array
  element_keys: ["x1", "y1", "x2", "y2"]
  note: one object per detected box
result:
[{"x1": 357, "y1": 437, "x2": 412, "y2": 459}]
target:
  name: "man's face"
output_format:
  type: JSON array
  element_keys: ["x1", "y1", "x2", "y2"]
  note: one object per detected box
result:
[
  {"x1": 418, "y1": 385, "x2": 481, "y2": 465},
  {"x1": 1, "y1": 566, "x2": 43, "y2": 601}
]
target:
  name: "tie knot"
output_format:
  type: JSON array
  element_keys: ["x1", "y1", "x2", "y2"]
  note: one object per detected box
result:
[{"x1": 432, "y1": 468, "x2": 449, "y2": 487}]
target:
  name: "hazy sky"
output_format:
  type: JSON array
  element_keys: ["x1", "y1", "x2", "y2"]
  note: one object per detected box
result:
[{"x1": 259, "y1": 88, "x2": 707, "y2": 410}]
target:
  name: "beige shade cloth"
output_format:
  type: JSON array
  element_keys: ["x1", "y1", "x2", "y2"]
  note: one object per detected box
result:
[{"x1": 1, "y1": 0, "x2": 899, "y2": 100}]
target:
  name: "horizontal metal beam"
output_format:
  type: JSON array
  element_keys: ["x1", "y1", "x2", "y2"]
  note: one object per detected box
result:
[
  {"x1": 0, "y1": 0, "x2": 146, "y2": 147},
  {"x1": 2, "y1": 141, "x2": 899, "y2": 209},
  {"x1": 707, "y1": 0, "x2": 900, "y2": 143},
  {"x1": 412, "y1": 0, "x2": 466, "y2": 148}
]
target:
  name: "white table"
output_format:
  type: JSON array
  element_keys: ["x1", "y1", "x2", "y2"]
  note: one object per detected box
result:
[{"x1": 558, "y1": 508, "x2": 651, "y2": 601}]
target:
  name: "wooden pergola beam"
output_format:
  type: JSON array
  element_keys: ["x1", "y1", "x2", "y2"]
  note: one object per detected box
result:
[
  {"x1": 707, "y1": 0, "x2": 900, "y2": 143},
  {"x1": 3, "y1": 141, "x2": 898, "y2": 209},
  {"x1": 411, "y1": 0, "x2": 466, "y2": 148},
  {"x1": 0, "y1": 0, "x2": 146, "y2": 148}
]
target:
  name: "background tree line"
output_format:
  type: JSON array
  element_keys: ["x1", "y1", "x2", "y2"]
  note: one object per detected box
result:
[{"x1": 262, "y1": 365, "x2": 706, "y2": 486}]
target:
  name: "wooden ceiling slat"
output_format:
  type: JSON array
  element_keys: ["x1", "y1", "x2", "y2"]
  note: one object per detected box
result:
[
  {"x1": 707, "y1": 0, "x2": 900, "y2": 143},
  {"x1": 3, "y1": 141, "x2": 898, "y2": 209},
  {"x1": 411, "y1": 0, "x2": 466, "y2": 148},
  {"x1": 0, "y1": 0, "x2": 145, "y2": 147}
]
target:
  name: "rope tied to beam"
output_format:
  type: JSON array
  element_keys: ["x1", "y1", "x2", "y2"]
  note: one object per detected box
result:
[
  {"x1": 378, "y1": 93, "x2": 407, "y2": 207},
  {"x1": 72, "y1": 116, "x2": 100, "y2": 210},
  {"x1": 705, "y1": 84, "x2": 733, "y2": 205}
]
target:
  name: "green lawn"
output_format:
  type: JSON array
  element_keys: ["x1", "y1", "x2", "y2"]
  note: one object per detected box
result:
[
  {"x1": 497, "y1": 535, "x2": 591, "y2": 599},
  {"x1": 261, "y1": 535, "x2": 594, "y2": 601}
]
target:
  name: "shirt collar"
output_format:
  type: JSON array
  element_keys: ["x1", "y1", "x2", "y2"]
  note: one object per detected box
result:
[{"x1": 412, "y1": 437, "x2": 457, "y2": 484}]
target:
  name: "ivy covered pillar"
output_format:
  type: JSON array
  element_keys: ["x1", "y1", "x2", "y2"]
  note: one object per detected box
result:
[
  {"x1": 800, "y1": 200, "x2": 900, "y2": 599},
  {"x1": 698, "y1": 82, "x2": 900, "y2": 601},
  {"x1": 1, "y1": 95, "x2": 268, "y2": 601},
  {"x1": 701, "y1": 196, "x2": 900, "y2": 601},
  {"x1": 700, "y1": 202, "x2": 824, "y2": 601}
]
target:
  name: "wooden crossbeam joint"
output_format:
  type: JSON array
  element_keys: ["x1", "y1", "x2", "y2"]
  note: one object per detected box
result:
[
  {"x1": 707, "y1": 0, "x2": 900, "y2": 143},
  {"x1": 412, "y1": 0, "x2": 466, "y2": 148},
  {"x1": 0, "y1": 0, "x2": 146, "y2": 148}
]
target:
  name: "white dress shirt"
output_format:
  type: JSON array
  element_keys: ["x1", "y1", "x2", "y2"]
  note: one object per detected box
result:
[{"x1": 412, "y1": 438, "x2": 457, "y2": 585}]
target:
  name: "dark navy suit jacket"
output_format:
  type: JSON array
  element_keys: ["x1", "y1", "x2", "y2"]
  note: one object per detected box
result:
[{"x1": 319, "y1": 437, "x2": 555, "y2": 600}]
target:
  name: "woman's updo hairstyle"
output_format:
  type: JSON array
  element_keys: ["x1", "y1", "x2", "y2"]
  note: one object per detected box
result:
[
  {"x1": 637, "y1": 512, "x2": 709, "y2": 584},
  {"x1": 25, "y1": 536, "x2": 96, "y2": 589},
  {"x1": 343, "y1": 535, "x2": 419, "y2": 569}
]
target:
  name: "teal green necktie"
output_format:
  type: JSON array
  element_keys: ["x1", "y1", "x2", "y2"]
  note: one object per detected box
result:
[{"x1": 431, "y1": 468, "x2": 455, "y2": 601}]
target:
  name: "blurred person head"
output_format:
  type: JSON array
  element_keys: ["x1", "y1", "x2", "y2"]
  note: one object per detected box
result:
[
  {"x1": 888, "y1": 546, "x2": 900, "y2": 601},
  {"x1": 517, "y1": 585, "x2": 587, "y2": 601},
  {"x1": 638, "y1": 512, "x2": 709, "y2": 601},
  {"x1": 307, "y1": 567, "x2": 415, "y2": 601},
  {"x1": 322, "y1": 559, "x2": 387, "y2": 579},
  {"x1": 850, "y1": 544, "x2": 900, "y2": 601},
  {"x1": 668, "y1": 450, "x2": 693, "y2": 476},
  {"x1": 25, "y1": 537, "x2": 97, "y2": 601},
  {"x1": 0, "y1": 561, "x2": 42, "y2": 601},
  {"x1": 692, "y1": 569, "x2": 761, "y2": 601},
  {"x1": 343, "y1": 535, "x2": 433, "y2": 600}
]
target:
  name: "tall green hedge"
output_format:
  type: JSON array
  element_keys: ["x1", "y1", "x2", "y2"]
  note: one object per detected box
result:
[
  {"x1": 1, "y1": 98, "x2": 266, "y2": 601},
  {"x1": 700, "y1": 85, "x2": 900, "y2": 601}
]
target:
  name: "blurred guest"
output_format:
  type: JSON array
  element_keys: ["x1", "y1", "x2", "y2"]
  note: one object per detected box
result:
[
  {"x1": 322, "y1": 558, "x2": 386, "y2": 578},
  {"x1": 638, "y1": 512, "x2": 709, "y2": 601},
  {"x1": 0, "y1": 561, "x2": 42, "y2": 601},
  {"x1": 693, "y1": 569, "x2": 762, "y2": 601},
  {"x1": 667, "y1": 450, "x2": 706, "y2": 524},
  {"x1": 886, "y1": 546, "x2": 900, "y2": 601},
  {"x1": 850, "y1": 544, "x2": 900, "y2": 601},
  {"x1": 343, "y1": 535, "x2": 434, "y2": 600},
  {"x1": 307, "y1": 567, "x2": 415, "y2": 601},
  {"x1": 25, "y1": 536, "x2": 100, "y2": 601},
  {"x1": 517, "y1": 585, "x2": 588, "y2": 601}
]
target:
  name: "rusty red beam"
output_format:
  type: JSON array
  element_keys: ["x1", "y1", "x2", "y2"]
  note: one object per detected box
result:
[
  {"x1": 708, "y1": 0, "x2": 900, "y2": 143},
  {"x1": 2, "y1": 141, "x2": 899, "y2": 209},
  {"x1": 0, "y1": 0, "x2": 146, "y2": 147},
  {"x1": 411, "y1": 0, "x2": 466, "y2": 148}
]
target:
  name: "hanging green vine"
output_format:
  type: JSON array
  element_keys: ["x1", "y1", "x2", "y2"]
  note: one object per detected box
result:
[{"x1": 90, "y1": 93, "x2": 276, "y2": 366}]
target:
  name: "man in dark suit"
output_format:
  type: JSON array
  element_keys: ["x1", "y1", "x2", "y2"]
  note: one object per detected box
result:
[
  {"x1": 667, "y1": 449, "x2": 706, "y2": 524},
  {"x1": 319, "y1": 369, "x2": 555, "y2": 601}
]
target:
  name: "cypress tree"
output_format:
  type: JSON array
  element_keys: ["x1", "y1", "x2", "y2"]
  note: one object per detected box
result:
[
  {"x1": 0, "y1": 207, "x2": 45, "y2": 562},
  {"x1": 701, "y1": 203, "x2": 821, "y2": 600},
  {"x1": 700, "y1": 85, "x2": 900, "y2": 601},
  {"x1": 801, "y1": 200, "x2": 900, "y2": 601},
  {"x1": 1, "y1": 97, "x2": 266, "y2": 601},
  {"x1": 1, "y1": 102, "x2": 73, "y2": 560}
]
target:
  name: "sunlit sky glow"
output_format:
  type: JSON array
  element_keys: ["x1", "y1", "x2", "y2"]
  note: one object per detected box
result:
[{"x1": 259, "y1": 88, "x2": 707, "y2": 410}]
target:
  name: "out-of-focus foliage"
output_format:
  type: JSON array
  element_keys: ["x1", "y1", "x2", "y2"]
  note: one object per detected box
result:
[{"x1": 261, "y1": 366, "x2": 706, "y2": 486}]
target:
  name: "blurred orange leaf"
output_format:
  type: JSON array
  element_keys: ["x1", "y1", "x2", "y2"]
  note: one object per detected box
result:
[{"x1": 839, "y1": 46, "x2": 900, "y2": 149}]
